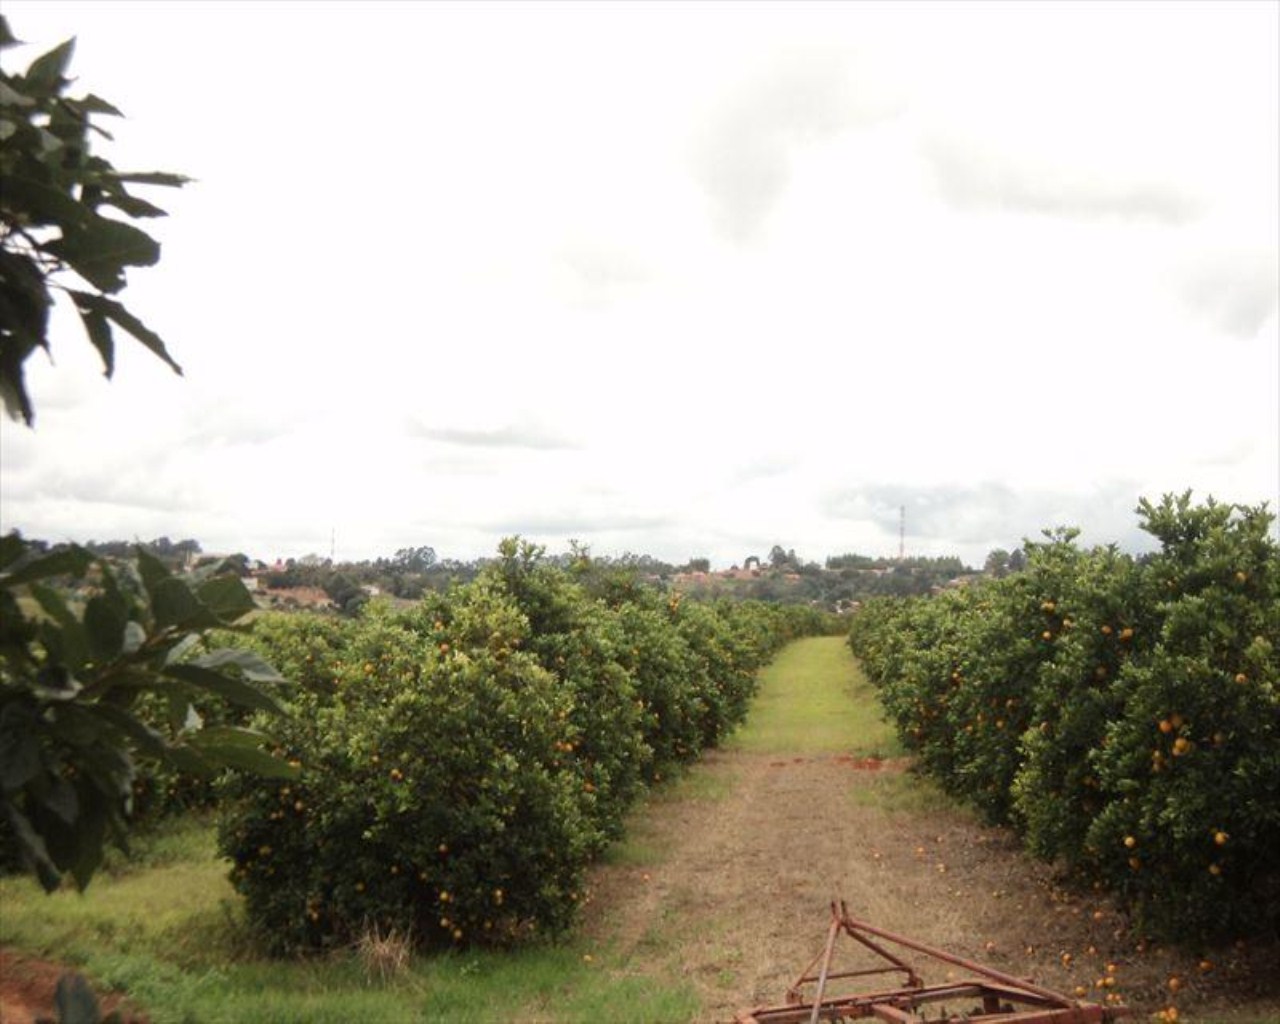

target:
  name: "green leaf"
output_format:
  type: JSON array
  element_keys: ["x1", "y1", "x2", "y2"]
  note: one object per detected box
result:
[
  {"x1": 23, "y1": 38, "x2": 76, "y2": 95},
  {"x1": 151, "y1": 577, "x2": 216, "y2": 630},
  {"x1": 73, "y1": 294, "x2": 182, "y2": 375},
  {"x1": 134, "y1": 546, "x2": 171, "y2": 593},
  {"x1": 194, "y1": 648, "x2": 286, "y2": 684},
  {"x1": 73, "y1": 93, "x2": 124, "y2": 117},
  {"x1": 164, "y1": 633, "x2": 202, "y2": 666},
  {"x1": 75, "y1": 741, "x2": 134, "y2": 797},
  {"x1": 75, "y1": 665, "x2": 152, "y2": 706},
  {"x1": 68, "y1": 787, "x2": 107, "y2": 890},
  {"x1": 0, "y1": 250, "x2": 53, "y2": 354},
  {"x1": 91, "y1": 704, "x2": 167, "y2": 757},
  {"x1": 166, "y1": 689, "x2": 193, "y2": 733},
  {"x1": 99, "y1": 190, "x2": 168, "y2": 219},
  {"x1": 54, "y1": 972, "x2": 102, "y2": 1024},
  {"x1": 0, "y1": 15, "x2": 21, "y2": 50},
  {"x1": 34, "y1": 125, "x2": 62, "y2": 156},
  {"x1": 0, "y1": 175, "x2": 95, "y2": 232},
  {"x1": 1, "y1": 806, "x2": 61, "y2": 892},
  {"x1": 163, "y1": 663, "x2": 286, "y2": 714},
  {"x1": 122, "y1": 621, "x2": 146, "y2": 655},
  {"x1": 0, "y1": 79, "x2": 34, "y2": 107},
  {"x1": 0, "y1": 702, "x2": 42, "y2": 791},
  {"x1": 83, "y1": 594, "x2": 127, "y2": 661},
  {"x1": 39, "y1": 776, "x2": 79, "y2": 825},
  {"x1": 70, "y1": 291, "x2": 114, "y2": 377},
  {"x1": 33, "y1": 663, "x2": 80, "y2": 699},
  {"x1": 0, "y1": 247, "x2": 53, "y2": 425},
  {"x1": 30, "y1": 583, "x2": 90, "y2": 670},
  {"x1": 197, "y1": 575, "x2": 256, "y2": 622},
  {"x1": 165, "y1": 745, "x2": 213, "y2": 777},
  {"x1": 0, "y1": 368, "x2": 35, "y2": 427},
  {"x1": 49, "y1": 704, "x2": 106, "y2": 746},
  {"x1": 44, "y1": 216, "x2": 161, "y2": 293},
  {"x1": 190, "y1": 727, "x2": 299, "y2": 779},
  {"x1": 1, "y1": 545, "x2": 92, "y2": 587},
  {"x1": 115, "y1": 171, "x2": 191, "y2": 188},
  {"x1": 0, "y1": 533, "x2": 27, "y2": 569}
]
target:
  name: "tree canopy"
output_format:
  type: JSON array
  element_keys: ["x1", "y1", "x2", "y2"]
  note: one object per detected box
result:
[
  {"x1": 0, "y1": 15, "x2": 186, "y2": 425},
  {"x1": 0, "y1": 18, "x2": 293, "y2": 895}
]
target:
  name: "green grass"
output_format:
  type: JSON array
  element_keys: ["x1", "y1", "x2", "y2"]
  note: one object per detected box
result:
[
  {"x1": 24, "y1": 942, "x2": 697, "y2": 1024},
  {"x1": 0, "y1": 817, "x2": 698, "y2": 1023},
  {"x1": 727, "y1": 636, "x2": 901, "y2": 756},
  {"x1": 602, "y1": 762, "x2": 737, "y2": 868},
  {"x1": 846, "y1": 768, "x2": 963, "y2": 817}
]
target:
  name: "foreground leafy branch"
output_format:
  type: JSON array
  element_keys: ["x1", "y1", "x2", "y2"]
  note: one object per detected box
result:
[
  {"x1": 0, "y1": 532, "x2": 297, "y2": 892},
  {"x1": 0, "y1": 14, "x2": 187, "y2": 426}
]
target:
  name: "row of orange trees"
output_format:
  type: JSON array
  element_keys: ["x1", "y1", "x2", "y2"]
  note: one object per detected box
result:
[
  {"x1": 217, "y1": 539, "x2": 835, "y2": 953},
  {"x1": 848, "y1": 494, "x2": 1279, "y2": 942}
]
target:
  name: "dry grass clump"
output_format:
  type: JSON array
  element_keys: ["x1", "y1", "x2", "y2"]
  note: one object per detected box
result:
[{"x1": 355, "y1": 922, "x2": 412, "y2": 984}]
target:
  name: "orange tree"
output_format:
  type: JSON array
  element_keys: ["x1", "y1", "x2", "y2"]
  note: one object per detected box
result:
[
  {"x1": 1012, "y1": 542, "x2": 1150, "y2": 866},
  {"x1": 609, "y1": 592, "x2": 705, "y2": 782},
  {"x1": 219, "y1": 598, "x2": 590, "y2": 954},
  {"x1": 472, "y1": 538, "x2": 649, "y2": 851},
  {"x1": 1085, "y1": 496, "x2": 1279, "y2": 937},
  {"x1": 849, "y1": 493, "x2": 1279, "y2": 942},
  {"x1": 218, "y1": 544, "x2": 832, "y2": 952}
]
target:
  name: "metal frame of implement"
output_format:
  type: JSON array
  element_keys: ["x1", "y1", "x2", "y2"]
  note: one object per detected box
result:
[{"x1": 735, "y1": 902, "x2": 1130, "y2": 1024}]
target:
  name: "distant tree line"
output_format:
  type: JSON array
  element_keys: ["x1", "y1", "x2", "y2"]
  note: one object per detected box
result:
[
  {"x1": 17, "y1": 534, "x2": 1015, "y2": 613},
  {"x1": 825, "y1": 553, "x2": 967, "y2": 574}
]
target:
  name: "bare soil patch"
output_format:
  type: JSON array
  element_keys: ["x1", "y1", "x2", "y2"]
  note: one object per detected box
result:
[
  {"x1": 0, "y1": 948, "x2": 147, "y2": 1024},
  {"x1": 580, "y1": 751, "x2": 1280, "y2": 1023}
]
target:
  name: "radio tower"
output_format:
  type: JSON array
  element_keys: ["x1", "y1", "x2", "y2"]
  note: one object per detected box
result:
[{"x1": 898, "y1": 505, "x2": 905, "y2": 562}]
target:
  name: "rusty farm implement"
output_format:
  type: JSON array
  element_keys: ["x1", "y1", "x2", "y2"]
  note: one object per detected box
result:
[{"x1": 736, "y1": 901, "x2": 1129, "y2": 1024}]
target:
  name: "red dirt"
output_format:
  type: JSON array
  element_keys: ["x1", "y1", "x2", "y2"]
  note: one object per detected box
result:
[
  {"x1": 0, "y1": 949, "x2": 147, "y2": 1024},
  {"x1": 579, "y1": 751, "x2": 1280, "y2": 1023}
]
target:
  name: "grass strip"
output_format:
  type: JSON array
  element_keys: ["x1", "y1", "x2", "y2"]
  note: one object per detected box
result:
[
  {"x1": 727, "y1": 635, "x2": 901, "y2": 756},
  {"x1": 0, "y1": 814, "x2": 697, "y2": 1023}
]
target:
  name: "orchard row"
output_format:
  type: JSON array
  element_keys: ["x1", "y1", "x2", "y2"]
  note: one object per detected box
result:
[
  {"x1": 848, "y1": 494, "x2": 1279, "y2": 942},
  {"x1": 216, "y1": 539, "x2": 835, "y2": 953}
]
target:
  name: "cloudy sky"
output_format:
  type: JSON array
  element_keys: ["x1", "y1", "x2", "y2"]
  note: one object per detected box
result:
[{"x1": 2, "y1": 1, "x2": 1276, "y2": 569}]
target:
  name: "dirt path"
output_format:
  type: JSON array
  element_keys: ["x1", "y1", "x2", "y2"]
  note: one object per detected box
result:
[{"x1": 578, "y1": 639, "x2": 1280, "y2": 1023}]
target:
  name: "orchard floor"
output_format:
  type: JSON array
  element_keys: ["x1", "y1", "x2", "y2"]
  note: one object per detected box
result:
[
  {"x1": 575, "y1": 637, "x2": 1280, "y2": 1023},
  {"x1": 3, "y1": 637, "x2": 1277, "y2": 1023}
]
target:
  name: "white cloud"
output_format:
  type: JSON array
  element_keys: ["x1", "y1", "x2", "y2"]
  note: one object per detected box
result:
[
  {"x1": 1, "y1": 1, "x2": 1276, "y2": 567},
  {"x1": 690, "y1": 45, "x2": 907, "y2": 243},
  {"x1": 1173, "y1": 247, "x2": 1280, "y2": 339},
  {"x1": 923, "y1": 135, "x2": 1204, "y2": 224}
]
